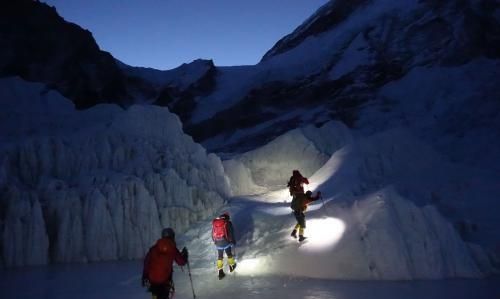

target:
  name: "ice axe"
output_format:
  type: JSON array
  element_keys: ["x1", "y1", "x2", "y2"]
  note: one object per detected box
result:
[{"x1": 186, "y1": 260, "x2": 196, "y2": 299}]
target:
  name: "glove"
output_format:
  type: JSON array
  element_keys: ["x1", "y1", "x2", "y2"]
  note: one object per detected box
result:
[
  {"x1": 181, "y1": 247, "x2": 189, "y2": 261},
  {"x1": 141, "y1": 276, "x2": 150, "y2": 288}
]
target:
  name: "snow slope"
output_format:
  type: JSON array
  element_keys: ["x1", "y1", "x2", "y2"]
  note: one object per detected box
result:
[
  {"x1": 0, "y1": 77, "x2": 231, "y2": 267},
  {"x1": 358, "y1": 58, "x2": 500, "y2": 172},
  {"x1": 213, "y1": 121, "x2": 497, "y2": 280},
  {"x1": 186, "y1": 158, "x2": 493, "y2": 280},
  {"x1": 182, "y1": 191, "x2": 488, "y2": 281},
  {"x1": 190, "y1": 65, "x2": 263, "y2": 123},
  {"x1": 225, "y1": 115, "x2": 500, "y2": 249},
  {"x1": 242, "y1": 186, "x2": 483, "y2": 279}
]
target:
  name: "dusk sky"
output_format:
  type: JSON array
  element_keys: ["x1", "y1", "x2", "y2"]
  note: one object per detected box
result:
[{"x1": 42, "y1": 0, "x2": 329, "y2": 70}]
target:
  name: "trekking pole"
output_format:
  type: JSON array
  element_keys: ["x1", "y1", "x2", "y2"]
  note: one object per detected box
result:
[
  {"x1": 186, "y1": 260, "x2": 196, "y2": 299},
  {"x1": 232, "y1": 244, "x2": 237, "y2": 277},
  {"x1": 320, "y1": 194, "x2": 331, "y2": 216}
]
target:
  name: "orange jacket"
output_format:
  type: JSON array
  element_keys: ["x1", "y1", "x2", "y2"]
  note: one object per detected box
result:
[
  {"x1": 293, "y1": 192, "x2": 321, "y2": 212},
  {"x1": 143, "y1": 237, "x2": 187, "y2": 284}
]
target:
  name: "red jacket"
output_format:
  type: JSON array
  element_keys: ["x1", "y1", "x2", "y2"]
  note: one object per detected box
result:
[{"x1": 143, "y1": 237, "x2": 187, "y2": 284}]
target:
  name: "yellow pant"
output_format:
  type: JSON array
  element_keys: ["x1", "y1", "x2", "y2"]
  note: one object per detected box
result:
[
  {"x1": 294, "y1": 223, "x2": 304, "y2": 235},
  {"x1": 217, "y1": 256, "x2": 236, "y2": 270}
]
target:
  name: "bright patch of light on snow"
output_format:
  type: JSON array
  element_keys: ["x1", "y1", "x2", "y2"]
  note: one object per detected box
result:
[
  {"x1": 237, "y1": 258, "x2": 264, "y2": 275},
  {"x1": 299, "y1": 217, "x2": 345, "y2": 251}
]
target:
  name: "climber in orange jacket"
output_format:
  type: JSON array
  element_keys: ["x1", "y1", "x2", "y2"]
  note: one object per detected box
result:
[{"x1": 142, "y1": 228, "x2": 188, "y2": 299}]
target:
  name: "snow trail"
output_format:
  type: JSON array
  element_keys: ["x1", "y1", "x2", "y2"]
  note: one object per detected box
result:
[{"x1": 182, "y1": 184, "x2": 482, "y2": 281}]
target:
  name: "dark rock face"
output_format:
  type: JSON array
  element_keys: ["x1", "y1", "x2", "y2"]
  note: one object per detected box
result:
[
  {"x1": 186, "y1": 76, "x2": 352, "y2": 152},
  {"x1": 185, "y1": 62, "x2": 405, "y2": 152},
  {"x1": 0, "y1": 0, "x2": 135, "y2": 108},
  {"x1": 154, "y1": 60, "x2": 217, "y2": 121}
]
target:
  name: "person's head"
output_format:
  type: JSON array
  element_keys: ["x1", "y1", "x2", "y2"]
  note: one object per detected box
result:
[
  {"x1": 219, "y1": 212, "x2": 230, "y2": 220},
  {"x1": 305, "y1": 190, "x2": 312, "y2": 197},
  {"x1": 293, "y1": 170, "x2": 300, "y2": 176},
  {"x1": 161, "y1": 227, "x2": 175, "y2": 240}
]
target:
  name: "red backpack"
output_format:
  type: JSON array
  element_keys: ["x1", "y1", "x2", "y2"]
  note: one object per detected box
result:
[{"x1": 212, "y1": 218, "x2": 228, "y2": 241}]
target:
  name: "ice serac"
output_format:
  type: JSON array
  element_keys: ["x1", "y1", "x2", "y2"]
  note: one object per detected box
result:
[
  {"x1": 2, "y1": 187, "x2": 49, "y2": 267},
  {"x1": 223, "y1": 121, "x2": 352, "y2": 195},
  {"x1": 0, "y1": 77, "x2": 230, "y2": 267}
]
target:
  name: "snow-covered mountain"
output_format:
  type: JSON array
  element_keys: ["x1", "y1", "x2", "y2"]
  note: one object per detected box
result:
[
  {"x1": 184, "y1": 0, "x2": 500, "y2": 156},
  {"x1": 1, "y1": 0, "x2": 499, "y2": 280},
  {"x1": 5, "y1": 0, "x2": 498, "y2": 161}
]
